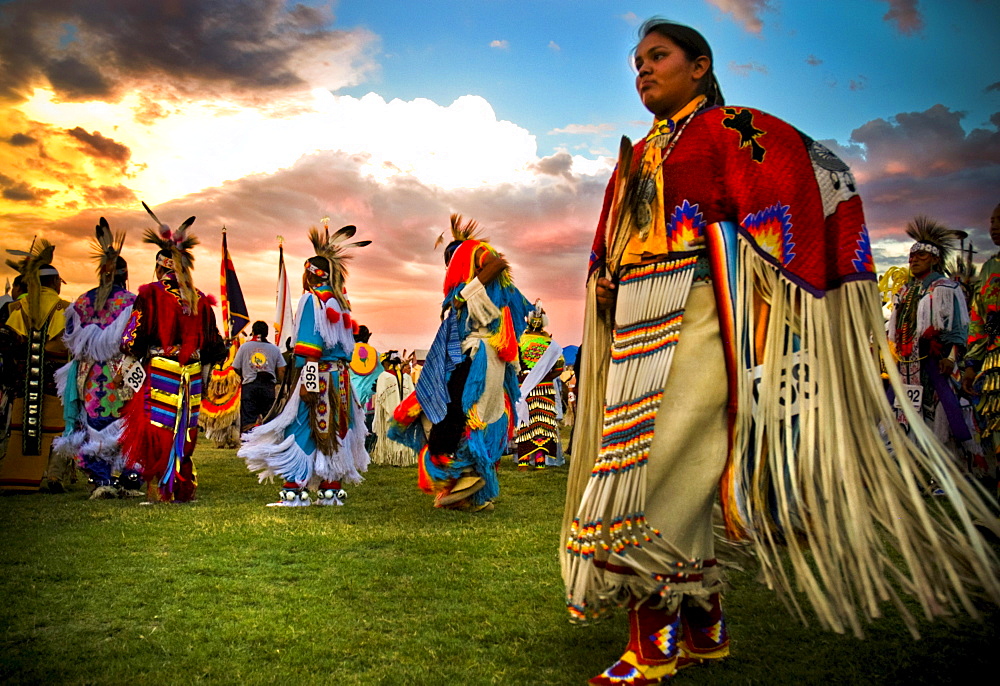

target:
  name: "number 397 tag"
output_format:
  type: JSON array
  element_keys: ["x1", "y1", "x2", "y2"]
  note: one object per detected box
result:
[
  {"x1": 302, "y1": 361, "x2": 320, "y2": 393},
  {"x1": 121, "y1": 358, "x2": 147, "y2": 393}
]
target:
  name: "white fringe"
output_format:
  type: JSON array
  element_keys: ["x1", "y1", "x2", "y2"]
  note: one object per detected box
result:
[
  {"x1": 918, "y1": 278, "x2": 969, "y2": 335},
  {"x1": 239, "y1": 364, "x2": 369, "y2": 487},
  {"x1": 62, "y1": 304, "x2": 134, "y2": 363},
  {"x1": 727, "y1": 243, "x2": 999, "y2": 638},
  {"x1": 300, "y1": 291, "x2": 356, "y2": 354},
  {"x1": 54, "y1": 359, "x2": 74, "y2": 399},
  {"x1": 242, "y1": 433, "x2": 313, "y2": 486},
  {"x1": 52, "y1": 419, "x2": 126, "y2": 471}
]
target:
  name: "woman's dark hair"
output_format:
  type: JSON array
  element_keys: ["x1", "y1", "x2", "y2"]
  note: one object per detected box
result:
[
  {"x1": 637, "y1": 18, "x2": 725, "y2": 107},
  {"x1": 251, "y1": 320, "x2": 269, "y2": 338}
]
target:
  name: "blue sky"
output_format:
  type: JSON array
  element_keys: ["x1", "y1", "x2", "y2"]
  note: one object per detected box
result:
[
  {"x1": 1, "y1": 0, "x2": 998, "y2": 348},
  {"x1": 335, "y1": 0, "x2": 999, "y2": 158}
]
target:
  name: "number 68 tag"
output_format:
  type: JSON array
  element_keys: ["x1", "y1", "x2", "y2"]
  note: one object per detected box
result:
[
  {"x1": 302, "y1": 361, "x2": 320, "y2": 393},
  {"x1": 121, "y1": 358, "x2": 147, "y2": 393}
]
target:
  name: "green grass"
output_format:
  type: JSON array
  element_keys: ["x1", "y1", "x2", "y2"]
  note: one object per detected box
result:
[{"x1": 1, "y1": 444, "x2": 997, "y2": 685}]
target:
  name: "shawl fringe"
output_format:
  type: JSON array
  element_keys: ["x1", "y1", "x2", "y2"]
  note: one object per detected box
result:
[{"x1": 562, "y1": 241, "x2": 1000, "y2": 638}]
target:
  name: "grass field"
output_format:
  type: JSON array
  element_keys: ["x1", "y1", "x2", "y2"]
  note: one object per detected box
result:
[{"x1": 1, "y1": 444, "x2": 998, "y2": 685}]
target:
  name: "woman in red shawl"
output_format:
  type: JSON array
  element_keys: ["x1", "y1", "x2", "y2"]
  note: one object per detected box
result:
[{"x1": 563, "y1": 19, "x2": 1000, "y2": 685}]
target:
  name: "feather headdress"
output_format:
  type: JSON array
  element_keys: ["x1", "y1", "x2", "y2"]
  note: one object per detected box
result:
[
  {"x1": 306, "y1": 222, "x2": 371, "y2": 309},
  {"x1": 141, "y1": 201, "x2": 199, "y2": 313},
  {"x1": 91, "y1": 217, "x2": 126, "y2": 312},
  {"x1": 905, "y1": 215, "x2": 960, "y2": 267},
  {"x1": 5, "y1": 238, "x2": 57, "y2": 329},
  {"x1": 435, "y1": 214, "x2": 488, "y2": 263},
  {"x1": 528, "y1": 298, "x2": 548, "y2": 329}
]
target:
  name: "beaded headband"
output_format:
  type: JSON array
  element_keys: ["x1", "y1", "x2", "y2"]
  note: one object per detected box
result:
[
  {"x1": 305, "y1": 260, "x2": 328, "y2": 279},
  {"x1": 909, "y1": 242, "x2": 941, "y2": 257}
]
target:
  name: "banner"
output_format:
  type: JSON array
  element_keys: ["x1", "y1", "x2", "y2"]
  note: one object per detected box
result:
[
  {"x1": 220, "y1": 229, "x2": 249, "y2": 339},
  {"x1": 274, "y1": 241, "x2": 295, "y2": 351}
]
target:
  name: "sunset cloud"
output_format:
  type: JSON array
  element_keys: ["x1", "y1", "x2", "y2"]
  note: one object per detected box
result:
[
  {"x1": 877, "y1": 0, "x2": 924, "y2": 35},
  {"x1": 1, "y1": 145, "x2": 607, "y2": 351},
  {"x1": 706, "y1": 0, "x2": 774, "y2": 33},
  {"x1": 827, "y1": 106, "x2": 1000, "y2": 257},
  {"x1": 12, "y1": 88, "x2": 546, "y2": 207},
  {"x1": 1, "y1": 1, "x2": 994, "y2": 352},
  {"x1": 0, "y1": 0, "x2": 376, "y2": 103},
  {"x1": 66, "y1": 127, "x2": 131, "y2": 165},
  {"x1": 548, "y1": 123, "x2": 617, "y2": 136},
  {"x1": 729, "y1": 61, "x2": 769, "y2": 77}
]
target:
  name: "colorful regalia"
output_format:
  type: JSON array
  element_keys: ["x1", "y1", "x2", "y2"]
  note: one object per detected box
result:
[
  {"x1": 54, "y1": 219, "x2": 138, "y2": 497},
  {"x1": 199, "y1": 341, "x2": 242, "y2": 448},
  {"x1": 886, "y1": 219, "x2": 972, "y2": 466},
  {"x1": 239, "y1": 224, "x2": 371, "y2": 507},
  {"x1": 371, "y1": 354, "x2": 416, "y2": 466},
  {"x1": 120, "y1": 204, "x2": 224, "y2": 502},
  {"x1": 0, "y1": 241, "x2": 70, "y2": 492},
  {"x1": 965, "y1": 248, "x2": 1000, "y2": 488},
  {"x1": 390, "y1": 214, "x2": 531, "y2": 512},
  {"x1": 349, "y1": 334, "x2": 379, "y2": 450},
  {"x1": 562, "y1": 98, "x2": 1000, "y2": 655},
  {"x1": 514, "y1": 301, "x2": 565, "y2": 469}
]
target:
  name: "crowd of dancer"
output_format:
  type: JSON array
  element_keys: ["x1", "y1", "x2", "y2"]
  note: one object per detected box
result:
[
  {"x1": 0, "y1": 207, "x2": 573, "y2": 509},
  {"x1": 1, "y1": 17, "x2": 999, "y2": 685}
]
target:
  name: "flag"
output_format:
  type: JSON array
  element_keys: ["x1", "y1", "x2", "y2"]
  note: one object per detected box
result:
[
  {"x1": 220, "y1": 229, "x2": 249, "y2": 339},
  {"x1": 274, "y1": 241, "x2": 294, "y2": 351}
]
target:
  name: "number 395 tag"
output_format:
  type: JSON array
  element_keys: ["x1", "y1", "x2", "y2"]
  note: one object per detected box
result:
[{"x1": 302, "y1": 361, "x2": 320, "y2": 393}]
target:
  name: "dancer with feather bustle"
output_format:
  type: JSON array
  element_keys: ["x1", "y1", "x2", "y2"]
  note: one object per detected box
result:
[
  {"x1": 54, "y1": 218, "x2": 142, "y2": 498},
  {"x1": 388, "y1": 214, "x2": 531, "y2": 512},
  {"x1": 564, "y1": 19, "x2": 1000, "y2": 685},
  {"x1": 886, "y1": 216, "x2": 973, "y2": 474},
  {"x1": 239, "y1": 223, "x2": 371, "y2": 507},
  {"x1": 0, "y1": 240, "x2": 70, "y2": 492},
  {"x1": 119, "y1": 203, "x2": 225, "y2": 503}
]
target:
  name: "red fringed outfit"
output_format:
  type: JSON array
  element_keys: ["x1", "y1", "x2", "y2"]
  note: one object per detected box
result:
[
  {"x1": 564, "y1": 100, "x2": 1000, "y2": 678},
  {"x1": 120, "y1": 276, "x2": 223, "y2": 502}
]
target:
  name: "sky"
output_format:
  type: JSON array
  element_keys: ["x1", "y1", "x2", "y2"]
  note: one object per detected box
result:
[{"x1": 1, "y1": 0, "x2": 998, "y2": 353}]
